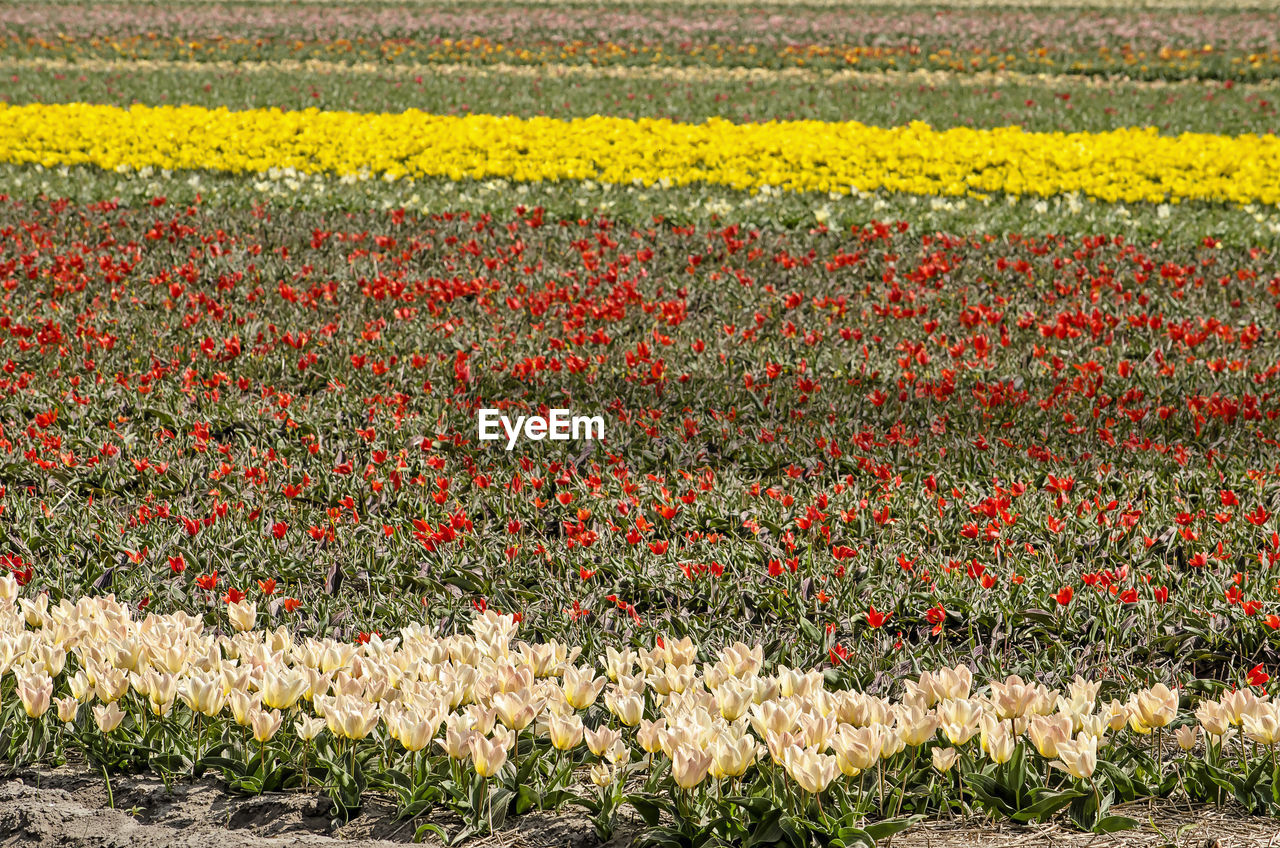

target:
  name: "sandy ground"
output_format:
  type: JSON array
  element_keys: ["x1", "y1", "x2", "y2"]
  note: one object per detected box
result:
[
  {"x1": 0, "y1": 768, "x2": 609, "y2": 848},
  {"x1": 0, "y1": 768, "x2": 1277, "y2": 848}
]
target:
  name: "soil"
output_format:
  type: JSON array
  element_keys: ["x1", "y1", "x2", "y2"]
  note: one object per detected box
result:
[
  {"x1": 0, "y1": 768, "x2": 1276, "y2": 848},
  {"x1": 0, "y1": 767, "x2": 612, "y2": 848}
]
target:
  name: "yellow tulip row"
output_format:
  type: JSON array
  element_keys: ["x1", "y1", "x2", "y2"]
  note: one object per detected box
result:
[{"x1": 1, "y1": 102, "x2": 1278, "y2": 204}]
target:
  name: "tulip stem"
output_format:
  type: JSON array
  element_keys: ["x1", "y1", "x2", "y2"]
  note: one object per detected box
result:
[
  {"x1": 892, "y1": 747, "x2": 917, "y2": 818},
  {"x1": 857, "y1": 769, "x2": 868, "y2": 821},
  {"x1": 877, "y1": 760, "x2": 885, "y2": 819},
  {"x1": 100, "y1": 763, "x2": 114, "y2": 810},
  {"x1": 484, "y1": 779, "x2": 495, "y2": 840},
  {"x1": 815, "y1": 791, "x2": 829, "y2": 830}
]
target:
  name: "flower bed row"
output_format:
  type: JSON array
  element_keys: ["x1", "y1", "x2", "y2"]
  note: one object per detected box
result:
[
  {"x1": 6, "y1": 587, "x2": 1280, "y2": 843},
  {"x1": 2, "y1": 103, "x2": 1279, "y2": 204}
]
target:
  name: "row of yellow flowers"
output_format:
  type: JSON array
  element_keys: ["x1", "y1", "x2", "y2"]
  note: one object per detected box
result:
[{"x1": 2, "y1": 102, "x2": 1278, "y2": 204}]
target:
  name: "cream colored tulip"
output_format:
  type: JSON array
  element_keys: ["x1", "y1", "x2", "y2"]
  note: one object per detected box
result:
[
  {"x1": 260, "y1": 667, "x2": 308, "y2": 710},
  {"x1": 585, "y1": 724, "x2": 623, "y2": 758},
  {"x1": 227, "y1": 600, "x2": 257, "y2": 633},
  {"x1": 710, "y1": 732, "x2": 757, "y2": 779},
  {"x1": 1243, "y1": 705, "x2": 1280, "y2": 746},
  {"x1": 1219, "y1": 689, "x2": 1263, "y2": 727},
  {"x1": 548, "y1": 711, "x2": 584, "y2": 751},
  {"x1": 251, "y1": 708, "x2": 283, "y2": 743},
  {"x1": 925, "y1": 665, "x2": 973, "y2": 703},
  {"x1": 1134, "y1": 684, "x2": 1178, "y2": 729},
  {"x1": 93, "y1": 702, "x2": 126, "y2": 733},
  {"x1": 714, "y1": 678, "x2": 753, "y2": 722},
  {"x1": 985, "y1": 720, "x2": 1016, "y2": 765},
  {"x1": 798, "y1": 712, "x2": 838, "y2": 750},
  {"x1": 671, "y1": 746, "x2": 714, "y2": 789},
  {"x1": 880, "y1": 727, "x2": 906, "y2": 759},
  {"x1": 603, "y1": 647, "x2": 636, "y2": 682},
  {"x1": 439, "y1": 715, "x2": 476, "y2": 759},
  {"x1": 989, "y1": 676, "x2": 1038, "y2": 720},
  {"x1": 469, "y1": 733, "x2": 509, "y2": 778},
  {"x1": 637, "y1": 718, "x2": 666, "y2": 754},
  {"x1": 783, "y1": 746, "x2": 838, "y2": 794},
  {"x1": 932, "y1": 746, "x2": 959, "y2": 773},
  {"x1": 465, "y1": 704, "x2": 497, "y2": 736},
  {"x1": 68, "y1": 670, "x2": 92, "y2": 702},
  {"x1": 605, "y1": 737, "x2": 630, "y2": 765},
  {"x1": 17, "y1": 672, "x2": 52, "y2": 718},
  {"x1": 1103, "y1": 699, "x2": 1129, "y2": 732},
  {"x1": 228, "y1": 689, "x2": 262, "y2": 727},
  {"x1": 55, "y1": 695, "x2": 79, "y2": 724},
  {"x1": 896, "y1": 704, "x2": 940, "y2": 747},
  {"x1": 831, "y1": 724, "x2": 882, "y2": 775},
  {"x1": 1065, "y1": 676, "x2": 1101, "y2": 713},
  {"x1": 590, "y1": 762, "x2": 616, "y2": 788},
  {"x1": 296, "y1": 714, "x2": 326, "y2": 741},
  {"x1": 398, "y1": 712, "x2": 445, "y2": 753},
  {"x1": 749, "y1": 700, "x2": 800, "y2": 739},
  {"x1": 95, "y1": 667, "x2": 130, "y2": 704},
  {"x1": 562, "y1": 665, "x2": 608, "y2": 711},
  {"x1": 180, "y1": 671, "x2": 227, "y2": 717},
  {"x1": 492, "y1": 689, "x2": 542, "y2": 732},
  {"x1": 1197, "y1": 701, "x2": 1231, "y2": 737},
  {"x1": 1051, "y1": 733, "x2": 1098, "y2": 780},
  {"x1": 938, "y1": 698, "x2": 982, "y2": 746},
  {"x1": 605, "y1": 689, "x2": 644, "y2": 727},
  {"x1": 1027, "y1": 713, "x2": 1073, "y2": 759},
  {"x1": 319, "y1": 693, "x2": 380, "y2": 740}
]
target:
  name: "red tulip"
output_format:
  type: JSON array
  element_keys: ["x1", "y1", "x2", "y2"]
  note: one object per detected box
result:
[{"x1": 866, "y1": 605, "x2": 891, "y2": 629}]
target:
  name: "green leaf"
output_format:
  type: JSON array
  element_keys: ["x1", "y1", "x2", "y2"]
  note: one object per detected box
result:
[
  {"x1": 726, "y1": 794, "x2": 775, "y2": 817},
  {"x1": 1093, "y1": 815, "x2": 1140, "y2": 834},
  {"x1": 798, "y1": 616, "x2": 821, "y2": 644},
  {"x1": 743, "y1": 808, "x2": 785, "y2": 847},
  {"x1": 864, "y1": 815, "x2": 924, "y2": 840},
  {"x1": 468, "y1": 773, "x2": 486, "y2": 814},
  {"x1": 831, "y1": 826, "x2": 875, "y2": 848},
  {"x1": 625, "y1": 793, "x2": 668, "y2": 827},
  {"x1": 514, "y1": 748, "x2": 540, "y2": 785},
  {"x1": 1097, "y1": 760, "x2": 1136, "y2": 802},
  {"x1": 415, "y1": 822, "x2": 449, "y2": 844},
  {"x1": 515, "y1": 784, "x2": 539, "y2": 815},
  {"x1": 1010, "y1": 789, "x2": 1085, "y2": 824},
  {"x1": 964, "y1": 773, "x2": 1016, "y2": 817},
  {"x1": 489, "y1": 786, "x2": 514, "y2": 829}
]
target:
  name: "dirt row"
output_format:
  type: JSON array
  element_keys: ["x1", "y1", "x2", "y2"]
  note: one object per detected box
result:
[{"x1": 0, "y1": 768, "x2": 1274, "y2": 848}]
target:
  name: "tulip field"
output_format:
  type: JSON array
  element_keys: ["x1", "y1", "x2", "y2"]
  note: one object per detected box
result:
[{"x1": 2, "y1": 0, "x2": 1280, "y2": 846}]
